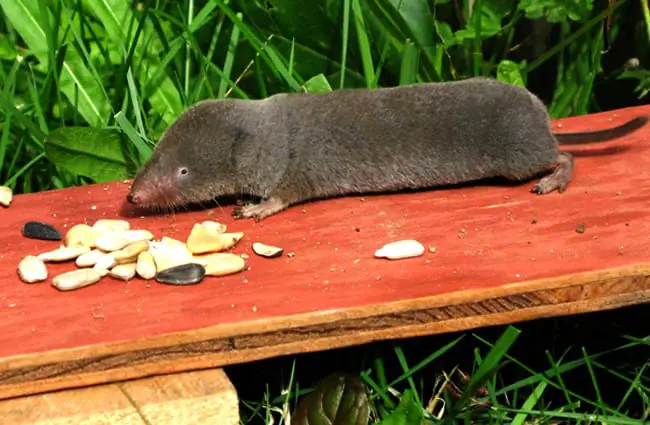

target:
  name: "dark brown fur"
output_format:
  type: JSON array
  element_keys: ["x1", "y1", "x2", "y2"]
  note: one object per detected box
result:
[{"x1": 127, "y1": 77, "x2": 648, "y2": 220}]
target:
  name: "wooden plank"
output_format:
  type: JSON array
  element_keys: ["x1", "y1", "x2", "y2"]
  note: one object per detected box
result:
[
  {"x1": 1, "y1": 105, "x2": 650, "y2": 400},
  {"x1": 0, "y1": 368, "x2": 239, "y2": 424}
]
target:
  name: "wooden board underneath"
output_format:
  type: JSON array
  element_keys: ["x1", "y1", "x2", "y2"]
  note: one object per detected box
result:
[
  {"x1": 1, "y1": 105, "x2": 650, "y2": 400},
  {"x1": 0, "y1": 368, "x2": 239, "y2": 424}
]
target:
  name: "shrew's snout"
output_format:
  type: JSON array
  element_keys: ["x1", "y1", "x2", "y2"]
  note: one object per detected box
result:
[{"x1": 126, "y1": 192, "x2": 140, "y2": 204}]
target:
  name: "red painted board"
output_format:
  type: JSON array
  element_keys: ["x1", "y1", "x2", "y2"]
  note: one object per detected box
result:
[{"x1": 1, "y1": 105, "x2": 650, "y2": 399}]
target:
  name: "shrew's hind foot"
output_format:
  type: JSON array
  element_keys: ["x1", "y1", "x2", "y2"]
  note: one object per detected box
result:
[
  {"x1": 231, "y1": 197, "x2": 288, "y2": 221},
  {"x1": 531, "y1": 152, "x2": 574, "y2": 195}
]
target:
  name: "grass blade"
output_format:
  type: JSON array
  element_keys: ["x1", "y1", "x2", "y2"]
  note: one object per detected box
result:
[
  {"x1": 218, "y1": 12, "x2": 242, "y2": 98},
  {"x1": 340, "y1": 0, "x2": 351, "y2": 89},
  {"x1": 448, "y1": 326, "x2": 520, "y2": 415}
]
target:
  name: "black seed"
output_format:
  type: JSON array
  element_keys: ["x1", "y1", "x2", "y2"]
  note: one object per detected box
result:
[
  {"x1": 156, "y1": 263, "x2": 205, "y2": 285},
  {"x1": 22, "y1": 221, "x2": 63, "y2": 241}
]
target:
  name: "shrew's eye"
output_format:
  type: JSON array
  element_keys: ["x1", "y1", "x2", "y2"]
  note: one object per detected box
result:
[{"x1": 178, "y1": 167, "x2": 189, "y2": 177}]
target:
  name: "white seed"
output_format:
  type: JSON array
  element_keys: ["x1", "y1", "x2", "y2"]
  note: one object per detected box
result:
[
  {"x1": 193, "y1": 253, "x2": 246, "y2": 277},
  {"x1": 150, "y1": 237, "x2": 193, "y2": 272},
  {"x1": 92, "y1": 219, "x2": 131, "y2": 233},
  {"x1": 122, "y1": 229, "x2": 154, "y2": 243},
  {"x1": 17, "y1": 255, "x2": 48, "y2": 283},
  {"x1": 95, "y1": 230, "x2": 153, "y2": 252},
  {"x1": 65, "y1": 224, "x2": 95, "y2": 248},
  {"x1": 374, "y1": 240, "x2": 425, "y2": 260},
  {"x1": 109, "y1": 263, "x2": 137, "y2": 281},
  {"x1": 218, "y1": 232, "x2": 244, "y2": 250},
  {"x1": 161, "y1": 236, "x2": 189, "y2": 250},
  {"x1": 38, "y1": 246, "x2": 91, "y2": 262},
  {"x1": 94, "y1": 233, "x2": 131, "y2": 252},
  {"x1": 0, "y1": 186, "x2": 13, "y2": 207},
  {"x1": 136, "y1": 251, "x2": 157, "y2": 280},
  {"x1": 112, "y1": 240, "x2": 149, "y2": 264},
  {"x1": 76, "y1": 249, "x2": 107, "y2": 267},
  {"x1": 187, "y1": 221, "x2": 243, "y2": 254},
  {"x1": 93, "y1": 253, "x2": 116, "y2": 271},
  {"x1": 252, "y1": 242, "x2": 283, "y2": 258},
  {"x1": 202, "y1": 220, "x2": 227, "y2": 234},
  {"x1": 186, "y1": 223, "x2": 215, "y2": 254},
  {"x1": 185, "y1": 224, "x2": 216, "y2": 254},
  {"x1": 52, "y1": 269, "x2": 103, "y2": 291}
]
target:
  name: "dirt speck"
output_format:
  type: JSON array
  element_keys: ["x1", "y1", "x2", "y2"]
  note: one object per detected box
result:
[{"x1": 576, "y1": 223, "x2": 585, "y2": 234}]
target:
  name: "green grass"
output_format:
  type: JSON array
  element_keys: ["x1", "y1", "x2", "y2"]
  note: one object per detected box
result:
[
  {"x1": 233, "y1": 310, "x2": 650, "y2": 425},
  {"x1": 0, "y1": 0, "x2": 649, "y2": 195}
]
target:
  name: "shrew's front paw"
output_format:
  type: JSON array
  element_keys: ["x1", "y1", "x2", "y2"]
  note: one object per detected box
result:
[{"x1": 231, "y1": 197, "x2": 288, "y2": 221}]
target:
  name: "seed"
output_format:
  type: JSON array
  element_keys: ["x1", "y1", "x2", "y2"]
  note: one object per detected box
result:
[
  {"x1": 22, "y1": 221, "x2": 63, "y2": 241},
  {"x1": 136, "y1": 251, "x2": 156, "y2": 280},
  {"x1": 95, "y1": 230, "x2": 153, "y2": 252},
  {"x1": 161, "y1": 236, "x2": 189, "y2": 250},
  {"x1": 65, "y1": 224, "x2": 95, "y2": 248},
  {"x1": 218, "y1": 232, "x2": 244, "y2": 250},
  {"x1": 186, "y1": 223, "x2": 233, "y2": 254},
  {"x1": 52, "y1": 269, "x2": 103, "y2": 291},
  {"x1": 186, "y1": 221, "x2": 243, "y2": 254},
  {"x1": 109, "y1": 263, "x2": 137, "y2": 281},
  {"x1": 17, "y1": 255, "x2": 48, "y2": 283},
  {"x1": 202, "y1": 220, "x2": 227, "y2": 234},
  {"x1": 76, "y1": 249, "x2": 107, "y2": 267},
  {"x1": 201, "y1": 253, "x2": 246, "y2": 277},
  {"x1": 0, "y1": 186, "x2": 13, "y2": 207},
  {"x1": 92, "y1": 219, "x2": 131, "y2": 233},
  {"x1": 93, "y1": 253, "x2": 117, "y2": 271},
  {"x1": 186, "y1": 223, "x2": 216, "y2": 254},
  {"x1": 38, "y1": 245, "x2": 90, "y2": 262},
  {"x1": 94, "y1": 233, "x2": 130, "y2": 252},
  {"x1": 186, "y1": 224, "x2": 210, "y2": 253},
  {"x1": 374, "y1": 240, "x2": 425, "y2": 260},
  {"x1": 156, "y1": 263, "x2": 206, "y2": 285},
  {"x1": 112, "y1": 240, "x2": 149, "y2": 264},
  {"x1": 150, "y1": 237, "x2": 193, "y2": 272},
  {"x1": 252, "y1": 242, "x2": 283, "y2": 258},
  {"x1": 122, "y1": 229, "x2": 154, "y2": 243}
]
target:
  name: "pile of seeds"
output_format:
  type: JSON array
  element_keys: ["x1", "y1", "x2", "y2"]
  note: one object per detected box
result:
[{"x1": 17, "y1": 218, "x2": 284, "y2": 291}]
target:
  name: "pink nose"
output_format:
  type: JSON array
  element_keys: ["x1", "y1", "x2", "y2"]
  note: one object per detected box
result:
[{"x1": 126, "y1": 193, "x2": 141, "y2": 204}]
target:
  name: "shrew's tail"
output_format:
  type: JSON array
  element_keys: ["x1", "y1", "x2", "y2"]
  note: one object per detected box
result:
[{"x1": 555, "y1": 115, "x2": 648, "y2": 145}]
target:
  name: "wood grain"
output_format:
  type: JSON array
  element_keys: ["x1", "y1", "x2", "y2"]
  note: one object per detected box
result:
[
  {"x1": 0, "y1": 368, "x2": 239, "y2": 424},
  {"x1": 1, "y1": 105, "x2": 650, "y2": 400}
]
